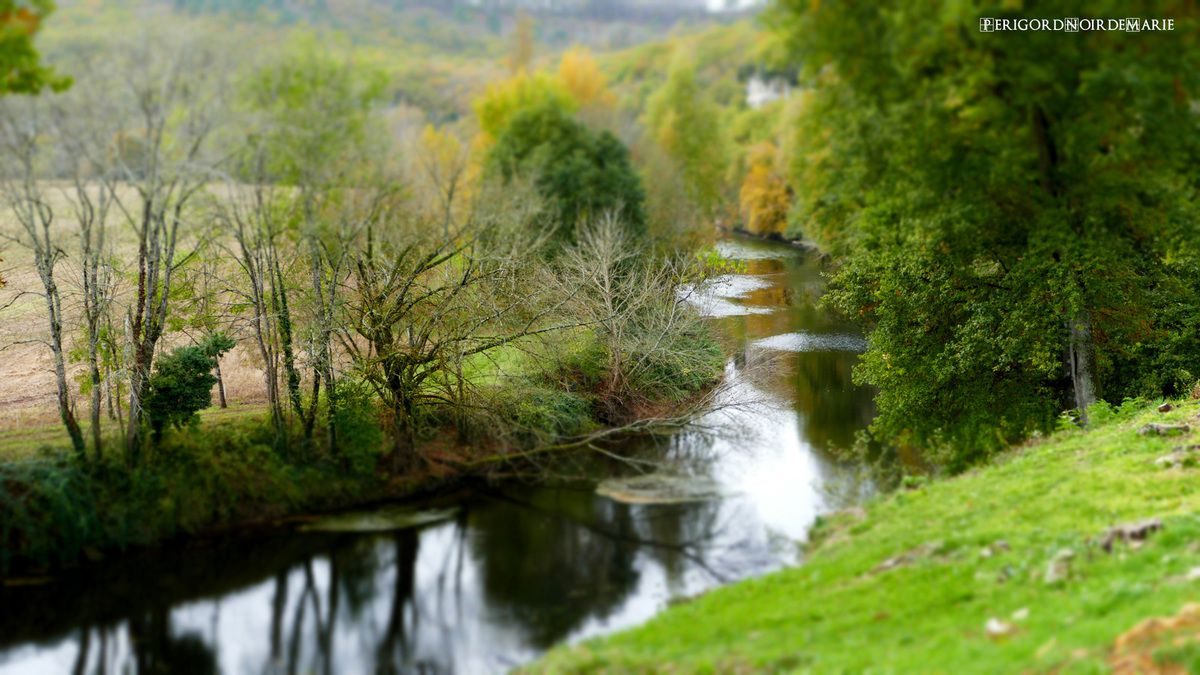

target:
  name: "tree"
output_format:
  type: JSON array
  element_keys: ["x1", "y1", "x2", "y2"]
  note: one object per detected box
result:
[
  {"x1": 0, "y1": 99, "x2": 86, "y2": 460},
  {"x1": 773, "y1": 0, "x2": 1200, "y2": 465},
  {"x1": 243, "y1": 42, "x2": 388, "y2": 451},
  {"x1": 101, "y1": 38, "x2": 225, "y2": 465},
  {"x1": 143, "y1": 334, "x2": 235, "y2": 442},
  {"x1": 645, "y1": 51, "x2": 728, "y2": 217},
  {"x1": 474, "y1": 70, "x2": 576, "y2": 142},
  {"x1": 556, "y1": 47, "x2": 615, "y2": 110},
  {"x1": 0, "y1": 0, "x2": 67, "y2": 96},
  {"x1": 737, "y1": 142, "x2": 790, "y2": 237},
  {"x1": 488, "y1": 102, "x2": 646, "y2": 245},
  {"x1": 341, "y1": 208, "x2": 574, "y2": 472}
]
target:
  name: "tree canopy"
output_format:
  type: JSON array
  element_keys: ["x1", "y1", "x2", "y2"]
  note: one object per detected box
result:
[
  {"x1": 489, "y1": 101, "x2": 646, "y2": 244},
  {"x1": 773, "y1": 0, "x2": 1200, "y2": 465},
  {"x1": 0, "y1": 1, "x2": 65, "y2": 95}
]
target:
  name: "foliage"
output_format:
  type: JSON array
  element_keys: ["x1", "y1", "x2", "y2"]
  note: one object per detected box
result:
[
  {"x1": 644, "y1": 50, "x2": 729, "y2": 216},
  {"x1": 772, "y1": 0, "x2": 1200, "y2": 465},
  {"x1": 556, "y1": 47, "x2": 615, "y2": 109},
  {"x1": 737, "y1": 141, "x2": 790, "y2": 237},
  {"x1": 489, "y1": 102, "x2": 646, "y2": 244},
  {"x1": 330, "y1": 379, "x2": 386, "y2": 474},
  {"x1": 474, "y1": 70, "x2": 576, "y2": 141},
  {"x1": 533, "y1": 400, "x2": 1200, "y2": 672},
  {"x1": 0, "y1": 411, "x2": 386, "y2": 575},
  {"x1": 144, "y1": 335, "x2": 235, "y2": 442},
  {"x1": 242, "y1": 37, "x2": 388, "y2": 184},
  {"x1": 0, "y1": 0, "x2": 67, "y2": 95}
]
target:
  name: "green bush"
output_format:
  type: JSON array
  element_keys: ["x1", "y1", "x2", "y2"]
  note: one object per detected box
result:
[
  {"x1": 331, "y1": 379, "x2": 386, "y2": 474},
  {"x1": 144, "y1": 334, "x2": 236, "y2": 442}
]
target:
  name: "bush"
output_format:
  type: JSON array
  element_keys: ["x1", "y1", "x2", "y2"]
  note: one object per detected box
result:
[
  {"x1": 331, "y1": 379, "x2": 386, "y2": 474},
  {"x1": 144, "y1": 334, "x2": 235, "y2": 442}
]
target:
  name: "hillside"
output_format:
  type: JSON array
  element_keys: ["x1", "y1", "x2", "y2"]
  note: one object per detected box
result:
[{"x1": 533, "y1": 399, "x2": 1200, "y2": 672}]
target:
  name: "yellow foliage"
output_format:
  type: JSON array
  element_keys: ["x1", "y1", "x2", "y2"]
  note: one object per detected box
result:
[
  {"x1": 415, "y1": 124, "x2": 478, "y2": 234},
  {"x1": 556, "y1": 47, "x2": 615, "y2": 109},
  {"x1": 474, "y1": 70, "x2": 575, "y2": 142},
  {"x1": 738, "y1": 142, "x2": 791, "y2": 236}
]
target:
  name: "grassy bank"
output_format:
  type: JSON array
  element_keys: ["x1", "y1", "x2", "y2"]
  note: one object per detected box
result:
[
  {"x1": 532, "y1": 399, "x2": 1200, "y2": 673},
  {"x1": 0, "y1": 330, "x2": 726, "y2": 577}
]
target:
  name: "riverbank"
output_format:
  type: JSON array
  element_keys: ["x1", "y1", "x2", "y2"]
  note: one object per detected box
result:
[
  {"x1": 531, "y1": 398, "x2": 1200, "y2": 672},
  {"x1": 715, "y1": 223, "x2": 820, "y2": 253},
  {"x1": 0, "y1": 342, "x2": 727, "y2": 578}
]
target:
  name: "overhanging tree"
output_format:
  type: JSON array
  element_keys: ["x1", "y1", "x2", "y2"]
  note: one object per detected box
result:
[{"x1": 773, "y1": 1, "x2": 1200, "y2": 464}]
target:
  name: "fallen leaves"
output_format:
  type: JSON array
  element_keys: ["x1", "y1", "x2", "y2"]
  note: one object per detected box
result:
[{"x1": 1110, "y1": 603, "x2": 1200, "y2": 674}]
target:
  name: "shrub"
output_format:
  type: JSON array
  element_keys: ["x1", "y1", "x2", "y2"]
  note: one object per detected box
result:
[{"x1": 144, "y1": 335, "x2": 235, "y2": 442}]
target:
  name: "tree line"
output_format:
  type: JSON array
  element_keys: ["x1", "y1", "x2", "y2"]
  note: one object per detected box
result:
[{"x1": 0, "y1": 25, "x2": 724, "y2": 475}]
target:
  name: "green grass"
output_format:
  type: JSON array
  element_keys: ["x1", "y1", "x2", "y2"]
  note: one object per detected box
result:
[{"x1": 531, "y1": 399, "x2": 1200, "y2": 673}]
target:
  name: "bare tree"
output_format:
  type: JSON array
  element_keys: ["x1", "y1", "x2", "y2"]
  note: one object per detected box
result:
[
  {"x1": 558, "y1": 213, "x2": 717, "y2": 420},
  {"x1": 96, "y1": 38, "x2": 225, "y2": 464},
  {"x1": 222, "y1": 180, "x2": 295, "y2": 443},
  {"x1": 54, "y1": 97, "x2": 119, "y2": 461},
  {"x1": 0, "y1": 99, "x2": 86, "y2": 459},
  {"x1": 340, "y1": 204, "x2": 578, "y2": 471}
]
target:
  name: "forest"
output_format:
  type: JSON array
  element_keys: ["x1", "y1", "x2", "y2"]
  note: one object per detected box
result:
[{"x1": 2, "y1": 0, "x2": 1200, "y2": 673}]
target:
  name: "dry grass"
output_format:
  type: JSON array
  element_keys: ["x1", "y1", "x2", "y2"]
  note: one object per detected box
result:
[{"x1": 0, "y1": 183, "x2": 274, "y2": 441}]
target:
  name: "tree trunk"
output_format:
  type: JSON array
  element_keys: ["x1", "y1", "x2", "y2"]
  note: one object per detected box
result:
[
  {"x1": 89, "y1": 355, "x2": 102, "y2": 463},
  {"x1": 1068, "y1": 309, "x2": 1098, "y2": 422},
  {"x1": 41, "y1": 274, "x2": 86, "y2": 461},
  {"x1": 215, "y1": 357, "x2": 228, "y2": 408}
]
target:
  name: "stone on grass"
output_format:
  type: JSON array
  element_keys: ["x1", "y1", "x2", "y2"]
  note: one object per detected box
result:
[
  {"x1": 1138, "y1": 423, "x2": 1191, "y2": 437},
  {"x1": 1044, "y1": 548, "x2": 1075, "y2": 585},
  {"x1": 1100, "y1": 518, "x2": 1162, "y2": 553},
  {"x1": 985, "y1": 617, "x2": 1017, "y2": 639},
  {"x1": 1153, "y1": 445, "x2": 1200, "y2": 469}
]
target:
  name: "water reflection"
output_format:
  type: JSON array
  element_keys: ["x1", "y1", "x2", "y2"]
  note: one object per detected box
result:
[{"x1": 0, "y1": 236, "x2": 875, "y2": 674}]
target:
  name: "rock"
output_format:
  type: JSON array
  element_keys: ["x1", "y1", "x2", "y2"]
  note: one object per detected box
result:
[
  {"x1": 299, "y1": 506, "x2": 458, "y2": 533},
  {"x1": 1100, "y1": 518, "x2": 1163, "y2": 553},
  {"x1": 985, "y1": 617, "x2": 1017, "y2": 639},
  {"x1": 980, "y1": 538, "x2": 1012, "y2": 559},
  {"x1": 1044, "y1": 548, "x2": 1075, "y2": 585},
  {"x1": 1138, "y1": 423, "x2": 1191, "y2": 436},
  {"x1": 596, "y1": 473, "x2": 727, "y2": 505},
  {"x1": 1158, "y1": 403, "x2": 1174, "y2": 413},
  {"x1": 871, "y1": 540, "x2": 945, "y2": 574},
  {"x1": 1154, "y1": 445, "x2": 1200, "y2": 469}
]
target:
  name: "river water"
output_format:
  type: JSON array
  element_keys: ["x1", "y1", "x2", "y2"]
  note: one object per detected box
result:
[{"x1": 0, "y1": 236, "x2": 874, "y2": 674}]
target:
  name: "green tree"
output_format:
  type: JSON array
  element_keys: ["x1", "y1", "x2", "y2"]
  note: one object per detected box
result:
[
  {"x1": 645, "y1": 51, "x2": 728, "y2": 217},
  {"x1": 773, "y1": 1, "x2": 1200, "y2": 466},
  {"x1": 489, "y1": 102, "x2": 646, "y2": 245},
  {"x1": 144, "y1": 334, "x2": 235, "y2": 442},
  {"x1": 0, "y1": 1, "x2": 66, "y2": 95}
]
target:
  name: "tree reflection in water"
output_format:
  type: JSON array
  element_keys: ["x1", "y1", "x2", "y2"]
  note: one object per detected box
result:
[{"x1": 2, "y1": 237, "x2": 871, "y2": 675}]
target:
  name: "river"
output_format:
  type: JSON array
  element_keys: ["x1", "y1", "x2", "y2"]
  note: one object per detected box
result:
[{"x1": 0, "y1": 236, "x2": 874, "y2": 674}]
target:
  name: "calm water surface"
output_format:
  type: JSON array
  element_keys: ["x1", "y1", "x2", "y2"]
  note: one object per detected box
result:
[{"x1": 0, "y1": 236, "x2": 874, "y2": 674}]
